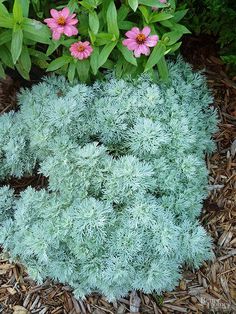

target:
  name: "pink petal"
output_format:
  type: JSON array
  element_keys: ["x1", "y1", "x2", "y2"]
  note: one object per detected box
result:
[
  {"x1": 67, "y1": 17, "x2": 78, "y2": 25},
  {"x1": 70, "y1": 26, "x2": 79, "y2": 35},
  {"x1": 84, "y1": 51, "x2": 89, "y2": 59},
  {"x1": 61, "y1": 7, "x2": 70, "y2": 19},
  {"x1": 123, "y1": 39, "x2": 139, "y2": 50},
  {"x1": 134, "y1": 47, "x2": 142, "y2": 58},
  {"x1": 134, "y1": 45, "x2": 150, "y2": 57},
  {"x1": 125, "y1": 27, "x2": 140, "y2": 38},
  {"x1": 83, "y1": 51, "x2": 90, "y2": 59},
  {"x1": 83, "y1": 41, "x2": 90, "y2": 46},
  {"x1": 64, "y1": 26, "x2": 73, "y2": 37},
  {"x1": 78, "y1": 52, "x2": 84, "y2": 60},
  {"x1": 73, "y1": 52, "x2": 79, "y2": 58},
  {"x1": 44, "y1": 18, "x2": 58, "y2": 28},
  {"x1": 70, "y1": 49, "x2": 76, "y2": 57},
  {"x1": 146, "y1": 35, "x2": 159, "y2": 47},
  {"x1": 57, "y1": 26, "x2": 65, "y2": 32},
  {"x1": 50, "y1": 9, "x2": 59, "y2": 19},
  {"x1": 87, "y1": 47, "x2": 93, "y2": 54},
  {"x1": 142, "y1": 26, "x2": 151, "y2": 37},
  {"x1": 123, "y1": 38, "x2": 129, "y2": 46},
  {"x1": 52, "y1": 30, "x2": 62, "y2": 40},
  {"x1": 125, "y1": 29, "x2": 140, "y2": 39},
  {"x1": 85, "y1": 47, "x2": 92, "y2": 54},
  {"x1": 64, "y1": 25, "x2": 78, "y2": 37},
  {"x1": 51, "y1": 25, "x2": 64, "y2": 33},
  {"x1": 72, "y1": 51, "x2": 77, "y2": 58},
  {"x1": 140, "y1": 44, "x2": 150, "y2": 56}
]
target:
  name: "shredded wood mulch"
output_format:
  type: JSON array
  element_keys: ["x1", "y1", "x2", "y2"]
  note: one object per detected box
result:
[{"x1": 0, "y1": 35, "x2": 236, "y2": 313}]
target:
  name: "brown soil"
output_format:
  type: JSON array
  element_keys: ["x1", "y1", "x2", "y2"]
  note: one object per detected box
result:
[{"x1": 0, "y1": 35, "x2": 236, "y2": 314}]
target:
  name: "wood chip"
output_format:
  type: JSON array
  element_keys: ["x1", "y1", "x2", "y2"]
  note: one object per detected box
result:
[
  {"x1": 13, "y1": 306, "x2": 29, "y2": 314},
  {"x1": 130, "y1": 291, "x2": 141, "y2": 313}
]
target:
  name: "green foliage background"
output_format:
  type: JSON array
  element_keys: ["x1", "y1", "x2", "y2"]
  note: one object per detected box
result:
[
  {"x1": 0, "y1": 0, "x2": 189, "y2": 82},
  {"x1": 178, "y1": 0, "x2": 236, "y2": 67}
]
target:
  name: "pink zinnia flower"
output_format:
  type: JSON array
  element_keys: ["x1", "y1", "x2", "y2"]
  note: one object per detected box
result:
[
  {"x1": 123, "y1": 27, "x2": 159, "y2": 58},
  {"x1": 44, "y1": 7, "x2": 78, "y2": 40},
  {"x1": 70, "y1": 41, "x2": 93, "y2": 60}
]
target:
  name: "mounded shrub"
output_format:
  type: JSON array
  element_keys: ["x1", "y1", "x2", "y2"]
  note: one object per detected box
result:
[{"x1": 0, "y1": 58, "x2": 218, "y2": 300}]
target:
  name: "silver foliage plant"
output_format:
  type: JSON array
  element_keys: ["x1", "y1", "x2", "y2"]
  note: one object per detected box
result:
[{"x1": 0, "y1": 58, "x2": 218, "y2": 300}]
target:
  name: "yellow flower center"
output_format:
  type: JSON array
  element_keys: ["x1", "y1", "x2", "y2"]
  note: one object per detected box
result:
[
  {"x1": 136, "y1": 33, "x2": 146, "y2": 44},
  {"x1": 77, "y1": 45, "x2": 85, "y2": 52},
  {"x1": 57, "y1": 16, "x2": 66, "y2": 26}
]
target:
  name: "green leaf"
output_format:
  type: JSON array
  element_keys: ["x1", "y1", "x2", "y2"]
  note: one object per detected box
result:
[
  {"x1": 107, "y1": 1, "x2": 119, "y2": 38},
  {"x1": 162, "y1": 31, "x2": 183, "y2": 46},
  {"x1": 90, "y1": 46, "x2": 99, "y2": 75},
  {"x1": 67, "y1": 0, "x2": 79, "y2": 11},
  {"x1": 145, "y1": 42, "x2": 166, "y2": 71},
  {"x1": 0, "y1": 29, "x2": 12, "y2": 46},
  {"x1": 157, "y1": 56, "x2": 169, "y2": 82},
  {"x1": 88, "y1": 29, "x2": 96, "y2": 45},
  {"x1": 0, "y1": 62, "x2": 5, "y2": 78},
  {"x1": 67, "y1": 62, "x2": 76, "y2": 83},
  {"x1": 173, "y1": 23, "x2": 191, "y2": 34},
  {"x1": 47, "y1": 56, "x2": 72, "y2": 72},
  {"x1": 15, "y1": 62, "x2": 29, "y2": 80},
  {"x1": 23, "y1": 18, "x2": 50, "y2": 44},
  {"x1": 0, "y1": 3, "x2": 9, "y2": 17},
  {"x1": 221, "y1": 55, "x2": 236, "y2": 64},
  {"x1": 168, "y1": 0, "x2": 176, "y2": 10},
  {"x1": 11, "y1": 28, "x2": 23, "y2": 64},
  {"x1": 61, "y1": 39, "x2": 75, "y2": 47},
  {"x1": 46, "y1": 41, "x2": 61, "y2": 56},
  {"x1": 13, "y1": 0, "x2": 23, "y2": 23},
  {"x1": 77, "y1": 13, "x2": 89, "y2": 36},
  {"x1": 102, "y1": 59, "x2": 114, "y2": 69},
  {"x1": 118, "y1": 21, "x2": 135, "y2": 30},
  {"x1": 15, "y1": 45, "x2": 31, "y2": 80},
  {"x1": 173, "y1": 9, "x2": 188, "y2": 23},
  {"x1": 128, "y1": 0, "x2": 138, "y2": 12},
  {"x1": 138, "y1": 0, "x2": 168, "y2": 8},
  {"x1": 159, "y1": 20, "x2": 174, "y2": 29},
  {"x1": 115, "y1": 57, "x2": 124, "y2": 78},
  {"x1": 89, "y1": 11, "x2": 99, "y2": 34},
  {"x1": 117, "y1": 42, "x2": 137, "y2": 66},
  {"x1": 117, "y1": 4, "x2": 129, "y2": 22},
  {"x1": 160, "y1": 20, "x2": 190, "y2": 34},
  {"x1": 20, "y1": 0, "x2": 30, "y2": 17},
  {"x1": 0, "y1": 46, "x2": 14, "y2": 68},
  {"x1": 79, "y1": 0, "x2": 96, "y2": 10},
  {"x1": 150, "y1": 12, "x2": 173, "y2": 23},
  {"x1": 28, "y1": 48, "x2": 49, "y2": 61},
  {"x1": 32, "y1": 58, "x2": 49, "y2": 69},
  {"x1": 139, "y1": 6, "x2": 150, "y2": 24},
  {"x1": 0, "y1": 16, "x2": 14, "y2": 28},
  {"x1": 18, "y1": 45, "x2": 31, "y2": 73},
  {"x1": 95, "y1": 32, "x2": 114, "y2": 46},
  {"x1": 98, "y1": 41, "x2": 117, "y2": 68},
  {"x1": 168, "y1": 41, "x2": 182, "y2": 53},
  {"x1": 76, "y1": 59, "x2": 90, "y2": 82}
]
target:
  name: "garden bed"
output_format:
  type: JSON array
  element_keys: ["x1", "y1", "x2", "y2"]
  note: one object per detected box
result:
[{"x1": 0, "y1": 35, "x2": 236, "y2": 314}]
